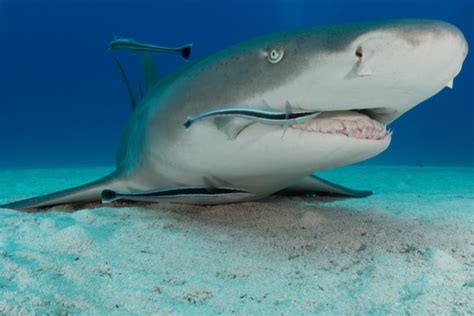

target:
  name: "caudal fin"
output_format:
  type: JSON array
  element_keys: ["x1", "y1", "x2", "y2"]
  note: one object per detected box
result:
[{"x1": 0, "y1": 172, "x2": 122, "y2": 210}]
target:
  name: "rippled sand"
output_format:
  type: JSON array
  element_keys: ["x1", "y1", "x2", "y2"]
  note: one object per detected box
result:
[{"x1": 0, "y1": 166, "x2": 472, "y2": 314}]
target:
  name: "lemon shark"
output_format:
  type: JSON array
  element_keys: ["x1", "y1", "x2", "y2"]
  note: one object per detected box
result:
[{"x1": 1, "y1": 19, "x2": 468, "y2": 209}]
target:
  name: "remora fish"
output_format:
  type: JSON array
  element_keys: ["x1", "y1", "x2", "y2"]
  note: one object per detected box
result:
[
  {"x1": 1, "y1": 19, "x2": 468, "y2": 209},
  {"x1": 107, "y1": 37, "x2": 192, "y2": 60},
  {"x1": 183, "y1": 102, "x2": 321, "y2": 129}
]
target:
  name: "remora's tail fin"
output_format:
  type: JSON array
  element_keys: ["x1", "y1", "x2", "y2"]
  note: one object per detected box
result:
[
  {"x1": 0, "y1": 172, "x2": 122, "y2": 210},
  {"x1": 179, "y1": 44, "x2": 192, "y2": 60},
  {"x1": 101, "y1": 189, "x2": 119, "y2": 204}
]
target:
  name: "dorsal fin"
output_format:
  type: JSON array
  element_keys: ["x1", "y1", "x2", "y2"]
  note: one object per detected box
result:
[
  {"x1": 139, "y1": 53, "x2": 160, "y2": 93},
  {"x1": 113, "y1": 58, "x2": 137, "y2": 109}
]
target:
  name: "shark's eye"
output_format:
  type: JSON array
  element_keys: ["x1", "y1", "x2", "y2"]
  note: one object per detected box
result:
[
  {"x1": 355, "y1": 47, "x2": 363, "y2": 58},
  {"x1": 267, "y1": 48, "x2": 284, "y2": 63}
]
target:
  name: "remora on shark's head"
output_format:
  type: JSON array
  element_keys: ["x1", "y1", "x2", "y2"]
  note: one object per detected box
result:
[{"x1": 2, "y1": 19, "x2": 468, "y2": 209}]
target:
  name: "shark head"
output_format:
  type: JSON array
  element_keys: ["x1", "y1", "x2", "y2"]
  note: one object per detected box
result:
[
  {"x1": 253, "y1": 19, "x2": 468, "y2": 123},
  {"x1": 135, "y1": 19, "x2": 468, "y2": 193}
]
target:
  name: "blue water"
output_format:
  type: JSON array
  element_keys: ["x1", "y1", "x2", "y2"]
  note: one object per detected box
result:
[{"x1": 0, "y1": 0, "x2": 472, "y2": 167}]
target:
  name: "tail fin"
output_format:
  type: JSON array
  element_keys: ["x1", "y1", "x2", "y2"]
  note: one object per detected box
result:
[{"x1": 0, "y1": 172, "x2": 121, "y2": 210}]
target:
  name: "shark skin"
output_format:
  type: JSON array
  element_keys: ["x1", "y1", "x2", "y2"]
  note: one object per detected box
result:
[{"x1": 1, "y1": 19, "x2": 468, "y2": 209}]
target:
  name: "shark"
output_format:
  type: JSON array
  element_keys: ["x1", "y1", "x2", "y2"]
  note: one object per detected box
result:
[{"x1": 1, "y1": 19, "x2": 468, "y2": 209}]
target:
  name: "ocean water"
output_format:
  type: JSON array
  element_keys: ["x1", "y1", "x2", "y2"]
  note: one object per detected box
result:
[{"x1": 0, "y1": 0, "x2": 473, "y2": 314}]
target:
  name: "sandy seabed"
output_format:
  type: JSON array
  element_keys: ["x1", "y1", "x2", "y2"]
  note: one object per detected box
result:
[{"x1": 0, "y1": 165, "x2": 473, "y2": 314}]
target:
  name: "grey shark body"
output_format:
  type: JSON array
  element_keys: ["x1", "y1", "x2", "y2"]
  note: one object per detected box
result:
[{"x1": 1, "y1": 19, "x2": 468, "y2": 209}]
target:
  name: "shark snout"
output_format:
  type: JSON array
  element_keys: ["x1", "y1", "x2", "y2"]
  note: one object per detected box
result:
[
  {"x1": 449, "y1": 23, "x2": 469, "y2": 57},
  {"x1": 435, "y1": 22, "x2": 469, "y2": 85},
  {"x1": 447, "y1": 30, "x2": 468, "y2": 89},
  {"x1": 392, "y1": 21, "x2": 469, "y2": 95},
  {"x1": 459, "y1": 32, "x2": 469, "y2": 58}
]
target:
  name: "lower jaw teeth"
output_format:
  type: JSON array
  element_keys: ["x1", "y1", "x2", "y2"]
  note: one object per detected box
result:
[
  {"x1": 291, "y1": 121, "x2": 390, "y2": 140},
  {"x1": 319, "y1": 129, "x2": 388, "y2": 139},
  {"x1": 288, "y1": 110, "x2": 391, "y2": 140}
]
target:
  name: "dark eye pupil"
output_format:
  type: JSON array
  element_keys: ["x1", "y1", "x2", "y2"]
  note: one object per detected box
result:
[{"x1": 355, "y1": 47, "x2": 363, "y2": 58}]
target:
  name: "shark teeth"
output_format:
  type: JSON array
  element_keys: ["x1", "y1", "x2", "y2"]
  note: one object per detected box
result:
[{"x1": 291, "y1": 116, "x2": 390, "y2": 140}]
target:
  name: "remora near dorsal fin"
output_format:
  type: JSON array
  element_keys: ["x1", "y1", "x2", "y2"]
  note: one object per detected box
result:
[
  {"x1": 114, "y1": 58, "x2": 137, "y2": 109},
  {"x1": 139, "y1": 53, "x2": 160, "y2": 93}
]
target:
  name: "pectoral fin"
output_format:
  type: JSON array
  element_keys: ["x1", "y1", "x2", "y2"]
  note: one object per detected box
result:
[{"x1": 277, "y1": 174, "x2": 372, "y2": 198}]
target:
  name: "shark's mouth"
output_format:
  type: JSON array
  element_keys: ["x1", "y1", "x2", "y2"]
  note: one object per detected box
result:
[{"x1": 290, "y1": 110, "x2": 391, "y2": 140}]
